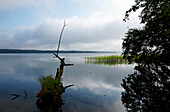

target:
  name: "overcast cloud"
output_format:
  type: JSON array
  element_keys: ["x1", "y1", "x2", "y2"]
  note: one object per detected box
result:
[{"x1": 0, "y1": 0, "x2": 141, "y2": 51}]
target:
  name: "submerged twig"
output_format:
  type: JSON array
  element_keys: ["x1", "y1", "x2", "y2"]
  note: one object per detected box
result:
[
  {"x1": 11, "y1": 94, "x2": 20, "y2": 100},
  {"x1": 24, "y1": 90, "x2": 28, "y2": 100}
]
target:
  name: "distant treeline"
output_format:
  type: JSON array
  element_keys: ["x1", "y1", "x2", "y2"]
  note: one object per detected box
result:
[{"x1": 0, "y1": 49, "x2": 117, "y2": 53}]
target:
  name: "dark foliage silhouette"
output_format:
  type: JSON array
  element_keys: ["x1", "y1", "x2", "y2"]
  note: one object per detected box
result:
[
  {"x1": 121, "y1": 64, "x2": 170, "y2": 111},
  {"x1": 121, "y1": 0, "x2": 170, "y2": 111}
]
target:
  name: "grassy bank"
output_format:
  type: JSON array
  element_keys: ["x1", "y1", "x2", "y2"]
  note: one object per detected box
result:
[{"x1": 85, "y1": 55, "x2": 129, "y2": 65}]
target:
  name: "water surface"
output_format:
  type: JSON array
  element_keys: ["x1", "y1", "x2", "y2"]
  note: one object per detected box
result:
[{"x1": 0, "y1": 53, "x2": 134, "y2": 112}]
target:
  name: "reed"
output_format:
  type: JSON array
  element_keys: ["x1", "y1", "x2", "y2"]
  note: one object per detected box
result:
[{"x1": 85, "y1": 55, "x2": 129, "y2": 65}]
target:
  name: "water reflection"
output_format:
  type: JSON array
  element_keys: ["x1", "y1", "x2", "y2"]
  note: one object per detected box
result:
[
  {"x1": 121, "y1": 64, "x2": 170, "y2": 111},
  {"x1": 0, "y1": 53, "x2": 134, "y2": 112},
  {"x1": 36, "y1": 53, "x2": 74, "y2": 112},
  {"x1": 36, "y1": 75, "x2": 65, "y2": 112}
]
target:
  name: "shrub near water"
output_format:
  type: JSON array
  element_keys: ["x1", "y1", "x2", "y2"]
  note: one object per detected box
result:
[{"x1": 85, "y1": 55, "x2": 129, "y2": 65}]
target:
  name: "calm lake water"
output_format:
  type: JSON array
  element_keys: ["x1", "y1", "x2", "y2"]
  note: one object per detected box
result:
[{"x1": 0, "y1": 53, "x2": 134, "y2": 112}]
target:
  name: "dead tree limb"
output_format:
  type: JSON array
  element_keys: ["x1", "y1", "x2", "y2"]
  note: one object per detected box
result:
[
  {"x1": 53, "y1": 20, "x2": 73, "y2": 80},
  {"x1": 53, "y1": 53, "x2": 62, "y2": 60},
  {"x1": 64, "y1": 84, "x2": 74, "y2": 89},
  {"x1": 56, "y1": 20, "x2": 67, "y2": 56}
]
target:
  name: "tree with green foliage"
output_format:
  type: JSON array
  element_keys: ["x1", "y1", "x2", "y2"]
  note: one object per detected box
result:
[
  {"x1": 121, "y1": 0, "x2": 170, "y2": 111},
  {"x1": 123, "y1": 0, "x2": 170, "y2": 64}
]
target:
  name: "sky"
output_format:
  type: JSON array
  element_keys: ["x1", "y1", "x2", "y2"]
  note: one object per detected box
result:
[{"x1": 0, "y1": 0, "x2": 141, "y2": 51}]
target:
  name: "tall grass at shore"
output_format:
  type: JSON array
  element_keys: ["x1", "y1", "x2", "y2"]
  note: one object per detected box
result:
[{"x1": 85, "y1": 55, "x2": 129, "y2": 65}]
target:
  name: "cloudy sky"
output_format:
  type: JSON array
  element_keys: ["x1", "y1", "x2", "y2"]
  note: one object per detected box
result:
[{"x1": 0, "y1": 0, "x2": 141, "y2": 51}]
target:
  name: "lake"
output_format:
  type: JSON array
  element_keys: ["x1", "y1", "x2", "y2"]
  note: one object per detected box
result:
[{"x1": 0, "y1": 53, "x2": 134, "y2": 112}]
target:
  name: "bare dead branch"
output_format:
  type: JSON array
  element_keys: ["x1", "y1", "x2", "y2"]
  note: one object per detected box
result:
[
  {"x1": 53, "y1": 53, "x2": 62, "y2": 60},
  {"x1": 64, "y1": 84, "x2": 74, "y2": 89},
  {"x1": 65, "y1": 64, "x2": 74, "y2": 66},
  {"x1": 56, "y1": 20, "x2": 67, "y2": 56}
]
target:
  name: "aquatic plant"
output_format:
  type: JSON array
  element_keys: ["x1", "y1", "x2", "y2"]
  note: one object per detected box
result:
[
  {"x1": 85, "y1": 55, "x2": 129, "y2": 65},
  {"x1": 39, "y1": 75, "x2": 63, "y2": 96}
]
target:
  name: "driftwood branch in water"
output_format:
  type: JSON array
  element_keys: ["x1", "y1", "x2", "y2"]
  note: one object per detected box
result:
[
  {"x1": 53, "y1": 20, "x2": 73, "y2": 79},
  {"x1": 53, "y1": 53, "x2": 74, "y2": 66},
  {"x1": 53, "y1": 53, "x2": 62, "y2": 60},
  {"x1": 65, "y1": 64, "x2": 74, "y2": 66},
  {"x1": 36, "y1": 21, "x2": 74, "y2": 112}
]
